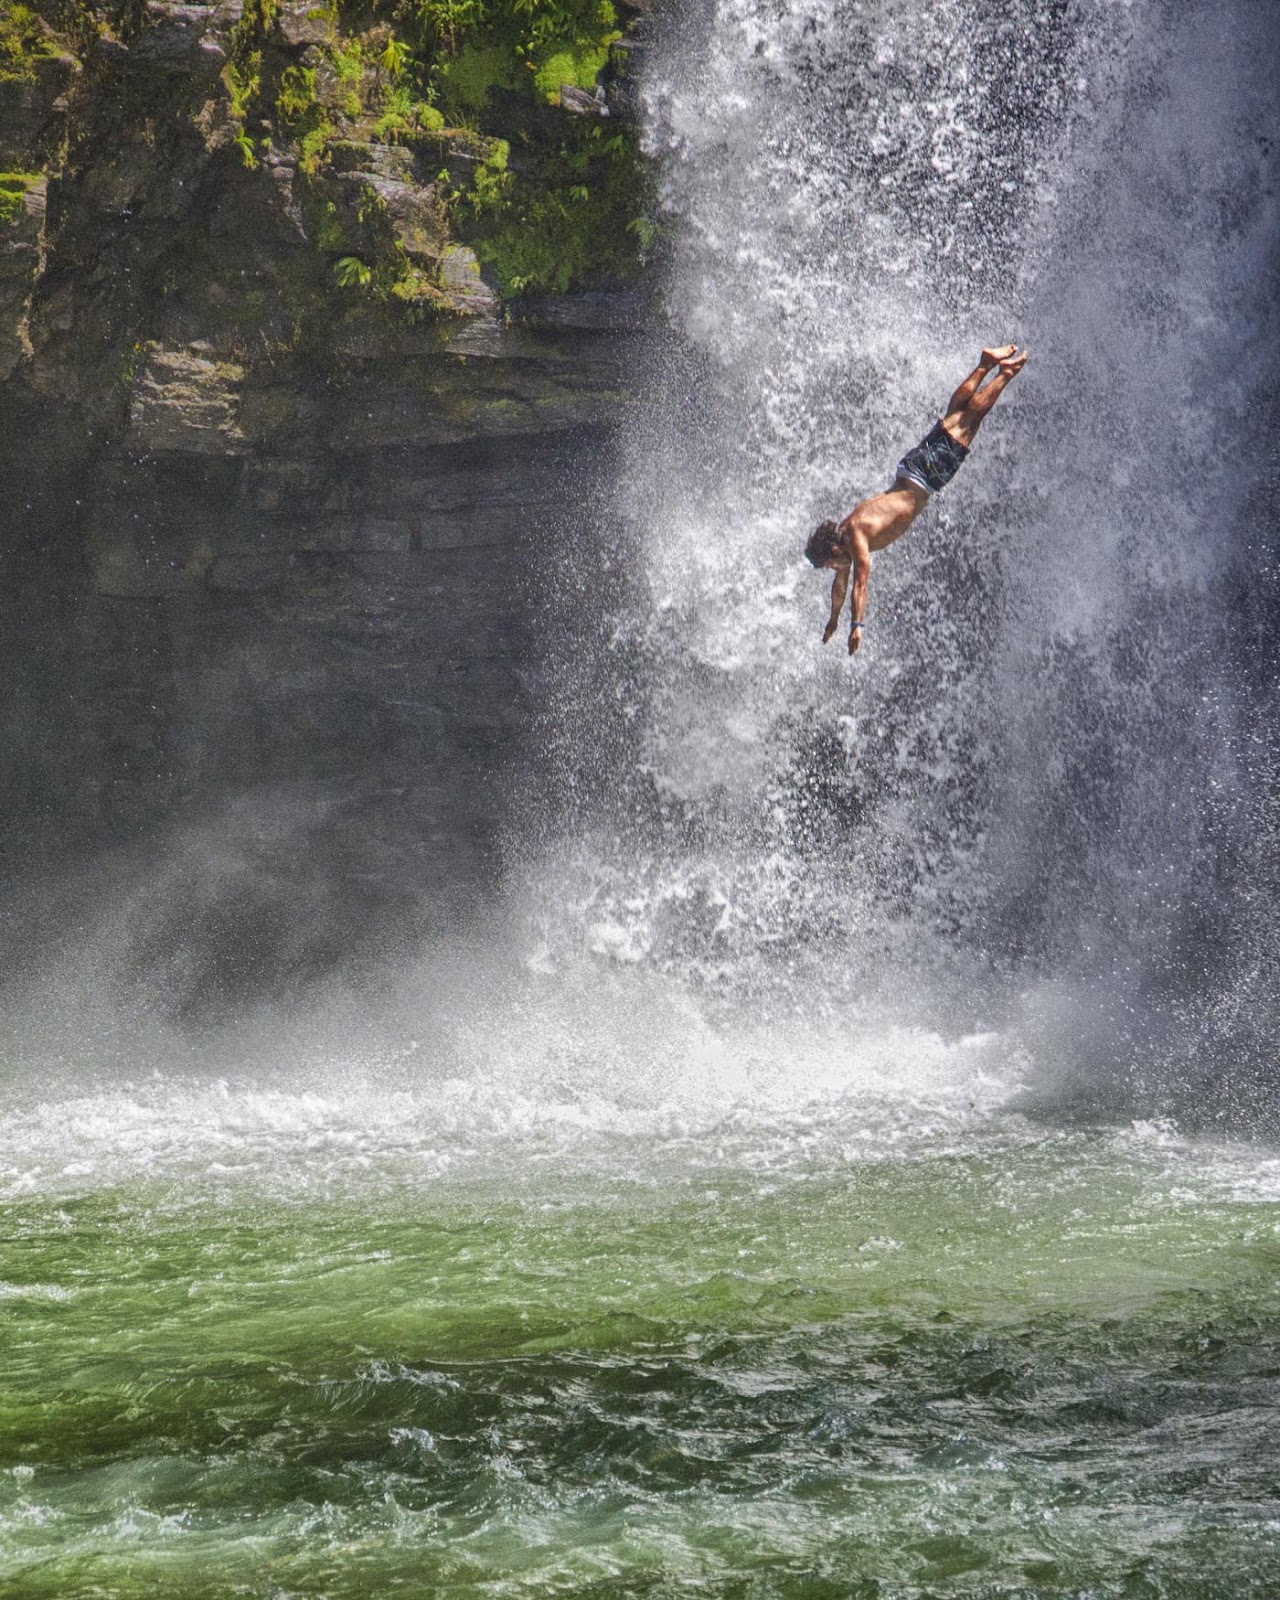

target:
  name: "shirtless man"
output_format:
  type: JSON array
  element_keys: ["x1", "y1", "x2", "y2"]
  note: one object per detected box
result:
[{"x1": 806, "y1": 345, "x2": 1029, "y2": 653}]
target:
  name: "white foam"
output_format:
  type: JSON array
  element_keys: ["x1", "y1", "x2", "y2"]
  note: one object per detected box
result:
[{"x1": 0, "y1": 1008, "x2": 1025, "y2": 1202}]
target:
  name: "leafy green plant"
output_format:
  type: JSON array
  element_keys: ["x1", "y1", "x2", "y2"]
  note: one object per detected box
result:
[
  {"x1": 435, "y1": 41, "x2": 513, "y2": 115},
  {"x1": 225, "y1": 0, "x2": 281, "y2": 71},
  {"x1": 329, "y1": 36, "x2": 364, "y2": 114},
  {"x1": 471, "y1": 178, "x2": 604, "y2": 294},
  {"x1": 333, "y1": 255, "x2": 373, "y2": 288},
  {"x1": 377, "y1": 34, "x2": 411, "y2": 77},
  {"x1": 401, "y1": 0, "x2": 486, "y2": 54},
  {"x1": 510, "y1": 0, "x2": 620, "y2": 101},
  {"x1": 374, "y1": 83, "x2": 412, "y2": 138},
  {"x1": 627, "y1": 214, "x2": 655, "y2": 251},
  {"x1": 275, "y1": 64, "x2": 336, "y2": 172},
  {"x1": 373, "y1": 83, "x2": 445, "y2": 141},
  {"x1": 463, "y1": 113, "x2": 650, "y2": 296},
  {"x1": 389, "y1": 260, "x2": 445, "y2": 309}
]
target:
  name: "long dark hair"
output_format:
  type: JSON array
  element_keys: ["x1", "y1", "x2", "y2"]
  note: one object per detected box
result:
[{"x1": 805, "y1": 520, "x2": 841, "y2": 567}]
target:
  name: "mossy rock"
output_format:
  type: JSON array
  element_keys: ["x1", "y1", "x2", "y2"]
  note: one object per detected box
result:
[
  {"x1": 0, "y1": 5, "x2": 63, "y2": 83},
  {"x1": 0, "y1": 170, "x2": 41, "y2": 225},
  {"x1": 327, "y1": 139, "x2": 413, "y2": 176},
  {"x1": 214, "y1": 0, "x2": 655, "y2": 313}
]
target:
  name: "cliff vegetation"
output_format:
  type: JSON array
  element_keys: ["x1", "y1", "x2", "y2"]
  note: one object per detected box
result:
[{"x1": 2, "y1": 0, "x2": 653, "y2": 353}]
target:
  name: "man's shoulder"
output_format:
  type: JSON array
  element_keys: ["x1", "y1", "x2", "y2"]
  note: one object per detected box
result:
[{"x1": 844, "y1": 512, "x2": 874, "y2": 552}]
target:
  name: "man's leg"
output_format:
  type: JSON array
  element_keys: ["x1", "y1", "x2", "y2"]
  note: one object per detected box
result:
[
  {"x1": 943, "y1": 345, "x2": 1016, "y2": 417},
  {"x1": 943, "y1": 348, "x2": 1028, "y2": 448}
]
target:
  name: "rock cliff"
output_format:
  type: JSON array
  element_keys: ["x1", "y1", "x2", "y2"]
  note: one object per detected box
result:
[{"x1": 0, "y1": 0, "x2": 653, "y2": 1018}]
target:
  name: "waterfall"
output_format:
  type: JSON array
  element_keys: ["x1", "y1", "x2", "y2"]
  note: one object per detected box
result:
[
  {"x1": 527, "y1": 0, "x2": 1280, "y2": 1124},
  {"x1": 7, "y1": 10, "x2": 1280, "y2": 1585}
]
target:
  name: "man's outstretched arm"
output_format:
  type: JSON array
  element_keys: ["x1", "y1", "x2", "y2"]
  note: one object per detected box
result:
[
  {"x1": 822, "y1": 566, "x2": 849, "y2": 643},
  {"x1": 848, "y1": 535, "x2": 871, "y2": 655}
]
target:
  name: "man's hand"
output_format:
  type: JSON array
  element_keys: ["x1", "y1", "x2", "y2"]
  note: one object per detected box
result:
[
  {"x1": 848, "y1": 625, "x2": 862, "y2": 655},
  {"x1": 822, "y1": 620, "x2": 838, "y2": 644}
]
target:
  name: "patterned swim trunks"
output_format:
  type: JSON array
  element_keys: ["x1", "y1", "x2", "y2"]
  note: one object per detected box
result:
[{"x1": 895, "y1": 420, "x2": 969, "y2": 494}]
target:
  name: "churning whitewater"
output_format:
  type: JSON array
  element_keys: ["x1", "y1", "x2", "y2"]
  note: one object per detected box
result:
[
  {"x1": 528, "y1": 0, "x2": 1280, "y2": 1126},
  {"x1": 3, "y1": 1, "x2": 1280, "y2": 1596}
]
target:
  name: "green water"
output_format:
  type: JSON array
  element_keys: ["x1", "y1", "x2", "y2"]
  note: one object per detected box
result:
[{"x1": 3, "y1": 1088, "x2": 1279, "y2": 1598}]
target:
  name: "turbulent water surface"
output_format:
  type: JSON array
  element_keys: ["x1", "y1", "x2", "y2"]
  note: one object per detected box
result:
[
  {"x1": 5, "y1": 0, "x2": 1280, "y2": 1594},
  {"x1": 4, "y1": 1062, "x2": 1280, "y2": 1597}
]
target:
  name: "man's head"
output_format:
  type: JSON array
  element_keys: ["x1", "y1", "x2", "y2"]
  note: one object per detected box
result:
[{"x1": 805, "y1": 519, "x2": 843, "y2": 568}]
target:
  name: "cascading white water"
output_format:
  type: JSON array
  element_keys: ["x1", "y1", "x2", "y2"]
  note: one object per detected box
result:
[
  {"x1": 4, "y1": 1, "x2": 1273, "y2": 1137},
  {"x1": 527, "y1": 0, "x2": 1280, "y2": 1119}
]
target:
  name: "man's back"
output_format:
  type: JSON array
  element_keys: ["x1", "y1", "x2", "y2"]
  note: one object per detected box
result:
[{"x1": 851, "y1": 482, "x2": 931, "y2": 554}]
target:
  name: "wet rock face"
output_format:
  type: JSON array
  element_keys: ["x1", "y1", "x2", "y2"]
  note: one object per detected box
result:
[
  {"x1": 0, "y1": 176, "x2": 45, "y2": 377},
  {"x1": 0, "y1": 1, "x2": 650, "y2": 1013},
  {"x1": 124, "y1": 343, "x2": 248, "y2": 454}
]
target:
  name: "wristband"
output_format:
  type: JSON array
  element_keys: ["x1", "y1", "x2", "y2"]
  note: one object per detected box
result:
[{"x1": 851, "y1": 620, "x2": 864, "y2": 629}]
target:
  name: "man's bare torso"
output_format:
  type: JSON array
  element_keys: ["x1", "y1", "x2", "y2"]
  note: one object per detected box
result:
[{"x1": 846, "y1": 481, "x2": 932, "y2": 555}]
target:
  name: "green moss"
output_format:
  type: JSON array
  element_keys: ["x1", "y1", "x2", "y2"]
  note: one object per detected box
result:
[
  {"x1": 458, "y1": 117, "x2": 652, "y2": 297},
  {"x1": 373, "y1": 82, "x2": 412, "y2": 138},
  {"x1": 0, "y1": 171, "x2": 40, "y2": 225},
  {"x1": 0, "y1": 4, "x2": 60, "y2": 83},
  {"x1": 225, "y1": 51, "x2": 262, "y2": 120},
  {"x1": 312, "y1": 198, "x2": 345, "y2": 251},
  {"x1": 327, "y1": 34, "x2": 364, "y2": 113},
  {"x1": 210, "y1": 0, "x2": 649, "y2": 317},
  {"x1": 373, "y1": 89, "x2": 444, "y2": 142},
  {"x1": 470, "y1": 139, "x2": 511, "y2": 210},
  {"x1": 273, "y1": 66, "x2": 337, "y2": 174},
  {"x1": 298, "y1": 121, "x2": 336, "y2": 175},
  {"x1": 407, "y1": 0, "x2": 647, "y2": 295},
  {"x1": 432, "y1": 41, "x2": 509, "y2": 116},
  {"x1": 330, "y1": 35, "x2": 363, "y2": 82},
  {"x1": 531, "y1": 37, "x2": 615, "y2": 103},
  {"x1": 227, "y1": 0, "x2": 281, "y2": 59},
  {"x1": 276, "y1": 63, "x2": 317, "y2": 119}
]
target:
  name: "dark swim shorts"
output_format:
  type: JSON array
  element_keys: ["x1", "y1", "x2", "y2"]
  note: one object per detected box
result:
[{"x1": 895, "y1": 420, "x2": 969, "y2": 494}]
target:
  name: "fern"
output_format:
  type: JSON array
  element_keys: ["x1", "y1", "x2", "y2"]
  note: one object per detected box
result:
[{"x1": 333, "y1": 256, "x2": 373, "y2": 289}]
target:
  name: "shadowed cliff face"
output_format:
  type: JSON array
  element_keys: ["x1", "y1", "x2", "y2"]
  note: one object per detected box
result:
[{"x1": 0, "y1": 1, "x2": 652, "y2": 1022}]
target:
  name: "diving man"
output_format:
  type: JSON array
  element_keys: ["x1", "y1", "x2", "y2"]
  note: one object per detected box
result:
[{"x1": 806, "y1": 346, "x2": 1029, "y2": 654}]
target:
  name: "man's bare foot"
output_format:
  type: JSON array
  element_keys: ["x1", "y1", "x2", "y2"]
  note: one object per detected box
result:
[
  {"x1": 998, "y1": 348, "x2": 1029, "y2": 376},
  {"x1": 982, "y1": 344, "x2": 1017, "y2": 367}
]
